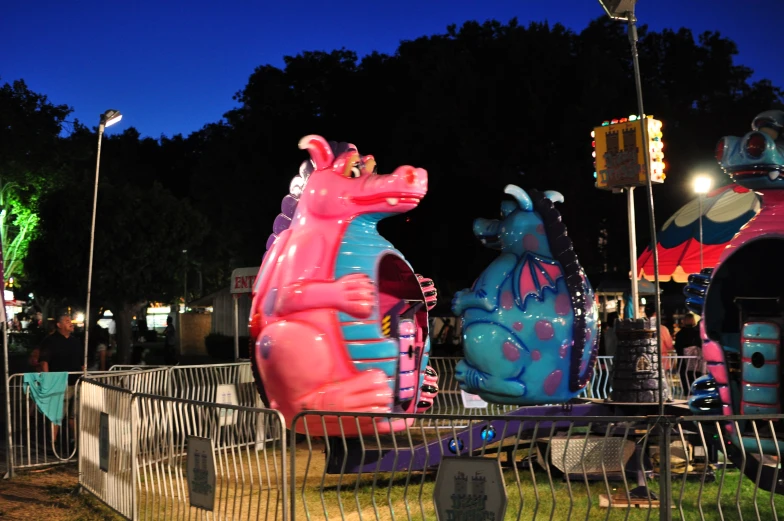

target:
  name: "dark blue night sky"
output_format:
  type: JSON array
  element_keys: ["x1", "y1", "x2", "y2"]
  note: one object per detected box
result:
[{"x1": 3, "y1": 0, "x2": 782, "y2": 138}]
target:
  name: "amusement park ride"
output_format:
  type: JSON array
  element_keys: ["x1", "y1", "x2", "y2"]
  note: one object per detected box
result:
[{"x1": 247, "y1": 109, "x2": 784, "y2": 494}]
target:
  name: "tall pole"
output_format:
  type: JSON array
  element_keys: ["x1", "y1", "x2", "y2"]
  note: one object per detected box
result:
[
  {"x1": 626, "y1": 187, "x2": 639, "y2": 319},
  {"x1": 183, "y1": 249, "x2": 188, "y2": 312},
  {"x1": 628, "y1": 6, "x2": 670, "y2": 519},
  {"x1": 84, "y1": 121, "x2": 106, "y2": 375},
  {"x1": 699, "y1": 195, "x2": 705, "y2": 271}
]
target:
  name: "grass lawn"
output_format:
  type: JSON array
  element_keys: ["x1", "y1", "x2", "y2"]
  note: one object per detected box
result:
[{"x1": 4, "y1": 442, "x2": 783, "y2": 520}]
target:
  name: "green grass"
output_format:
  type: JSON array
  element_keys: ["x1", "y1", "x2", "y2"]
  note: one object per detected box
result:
[{"x1": 78, "y1": 442, "x2": 784, "y2": 520}]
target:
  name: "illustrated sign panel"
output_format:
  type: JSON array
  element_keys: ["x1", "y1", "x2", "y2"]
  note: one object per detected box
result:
[
  {"x1": 460, "y1": 390, "x2": 488, "y2": 409},
  {"x1": 433, "y1": 457, "x2": 507, "y2": 521},
  {"x1": 187, "y1": 436, "x2": 216, "y2": 511},
  {"x1": 216, "y1": 383, "x2": 240, "y2": 427},
  {"x1": 592, "y1": 116, "x2": 664, "y2": 190},
  {"x1": 99, "y1": 412, "x2": 109, "y2": 473}
]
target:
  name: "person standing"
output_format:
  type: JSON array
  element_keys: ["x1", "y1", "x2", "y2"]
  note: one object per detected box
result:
[
  {"x1": 163, "y1": 315, "x2": 178, "y2": 365},
  {"x1": 674, "y1": 312, "x2": 703, "y2": 392},
  {"x1": 39, "y1": 313, "x2": 83, "y2": 442}
]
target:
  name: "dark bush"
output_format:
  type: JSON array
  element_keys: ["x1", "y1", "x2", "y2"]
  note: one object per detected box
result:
[{"x1": 205, "y1": 333, "x2": 250, "y2": 360}]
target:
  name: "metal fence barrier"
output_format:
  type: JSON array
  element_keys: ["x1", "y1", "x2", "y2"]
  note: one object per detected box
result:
[
  {"x1": 4, "y1": 368, "x2": 169, "y2": 477},
  {"x1": 289, "y1": 410, "x2": 784, "y2": 521},
  {"x1": 6, "y1": 357, "x2": 705, "y2": 477},
  {"x1": 79, "y1": 377, "x2": 137, "y2": 518},
  {"x1": 78, "y1": 378, "x2": 288, "y2": 520}
]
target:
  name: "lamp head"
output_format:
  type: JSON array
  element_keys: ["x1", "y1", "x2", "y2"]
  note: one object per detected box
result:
[
  {"x1": 100, "y1": 109, "x2": 122, "y2": 128},
  {"x1": 598, "y1": 0, "x2": 637, "y2": 20},
  {"x1": 693, "y1": 175, "x2": 713, "y2": 195}
]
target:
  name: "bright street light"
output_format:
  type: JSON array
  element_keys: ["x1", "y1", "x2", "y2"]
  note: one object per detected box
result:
[
  {"x1": 693, "y1": 175, "x2": 713, "y2": 271},
  {"x1": 84, "y1": 109, "x2": 122, "y2": 374},
  {"x1": 101, "y1": 109, "x2": 123, "y2": 127},
  {"x1": 693, "y1": 175, "x2": 712, "y2": 194}
]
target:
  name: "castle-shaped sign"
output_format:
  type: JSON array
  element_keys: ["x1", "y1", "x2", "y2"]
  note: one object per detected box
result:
[
  {"x1": 592, "y1": 116, "x2": 665, "y2": 190},
  {"x1": 433, "y1": 457, "x2": 507, "y2": 520}
]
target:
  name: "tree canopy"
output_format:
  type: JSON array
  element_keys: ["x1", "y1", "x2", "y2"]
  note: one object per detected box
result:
[
  {"x1": 8, "y1": 15, "x2": 784, "y2": 330},
  {"x1": 0, "y1": 79, "x2": 73, "y2": 281}
]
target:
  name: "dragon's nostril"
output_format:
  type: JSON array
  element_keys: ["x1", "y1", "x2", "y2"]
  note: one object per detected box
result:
[
  {"x1": 745, "y1": 132, "x2": 767, "y2": 159},
  {"x1": 715, "y1": 138, "x2": 726, "y2": 162},
  {"x1": 405, "y1": 168, "x2": 417, "y2": 185}
]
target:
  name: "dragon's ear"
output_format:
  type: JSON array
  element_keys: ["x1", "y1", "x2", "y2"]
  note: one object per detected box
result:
[
  {"x1": 544, "y1": 190, "x2": 564, "y2": 204},
  {"x1": 298, "y1": 135, "x2": 335, "y2": 170},
  {"x1": 504, "y1": 184, "x2": 533, "y2": 211}
]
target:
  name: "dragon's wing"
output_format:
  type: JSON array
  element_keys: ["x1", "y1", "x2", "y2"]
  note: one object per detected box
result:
[{"x1": 513, "y1": 253, "x2": 564, "y2": 310}]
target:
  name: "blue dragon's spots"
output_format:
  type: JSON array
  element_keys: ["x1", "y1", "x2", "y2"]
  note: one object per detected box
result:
[
  {"x1": 502, "y1": 341, "x2": 520, "y2": 362},
  {"x1": 452, "y1": 185, "x2": 598, "y2": 405},
  {"x1": 543, "y1": 370, "x2": 563, "y2": 396},
  {"x1": 555, "y1": 294, "x2": 571, "y2": 315},
  {"x1": 500, "y1": 291, "x2": 514, "y2": 310},
  {"x1": 535, "y1": 320, "x2": 554, "y2": 340},
  {"x1": 559, "y1": 340, "x2": 570, "y2": 359},
  {"x1": 523, "y1": 234, "x2": 539, "y2": 251}
]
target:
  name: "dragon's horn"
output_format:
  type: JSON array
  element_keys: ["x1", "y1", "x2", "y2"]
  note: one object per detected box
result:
[
  {"x1": 504, "y1": 184, "x2": 533, "y2": 211},
  {"x1": 298, "y1": 135, "x2": 335, "y2": 170},
  {"x1": 544, "y1": 190, "x2": 564, "y2": 204}
]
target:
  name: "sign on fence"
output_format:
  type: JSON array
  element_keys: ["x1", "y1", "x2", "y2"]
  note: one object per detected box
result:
[
  {"x1": 216, "y1": 383, "x2": 239, "y2": 426},
  {"x1": 186, "y1": 436, "x2": 216, "y2": 511},
  {"x1": 99, "y1": 412, "x2": 109, "y2": 472},
  {"x1": 460, "y1": 390, "x2": 488, "y2": 409},
  {"x1": 433, "y1": 457, "x2": 507, "y2": 521}
]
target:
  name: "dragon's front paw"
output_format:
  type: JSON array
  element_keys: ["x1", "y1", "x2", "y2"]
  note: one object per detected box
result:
[
  {"x1": 338, "y1": 273, "x2": 377, "y2": 318},
  {"x1": 416, "y1": 366, "x2": 439, "y2": 413},
  {"x1": 416, "y1": 274, "x2": 437, "y2": 311},
  {"x1": 451, "y1": 289, "x2": 469, "y2": 315}
]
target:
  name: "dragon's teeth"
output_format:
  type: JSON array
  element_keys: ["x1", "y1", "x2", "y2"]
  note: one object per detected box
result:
[
  {"x1": 769, "y1": 170, "x2": 781, "y2": 181},
  {"x1": 386, "y1": 197, "x2": 399, "y2": 206}
]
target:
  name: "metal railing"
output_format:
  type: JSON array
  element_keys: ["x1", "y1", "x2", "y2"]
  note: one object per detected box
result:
[
  {"x1": 79, "y1": 377, "x2": 137, "y2": 518},
  {"x1": 7, "y1": 356, "x2": 707, "y2": 477},
  {"x1": 78, "y1": 377, "x2": 288, "y2": 520},
  {"x1": 289, "y1": 410, "x2": 784, "y2": 520},
  {"x1": 4, "y1": 368, "x2": 168, "y2": 477}
]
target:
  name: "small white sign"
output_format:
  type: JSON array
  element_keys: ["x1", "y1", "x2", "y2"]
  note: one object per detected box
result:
[
  {"x1": 433, "y1": 457, "x2": 507, "y2": 521},
  {"x1": 230, "y1": 267, "x2": 259, "y2": 294},
  {"x1": 216, "y1": 384, "x2": 240, "y2": 427},
  {"x1": 461, "y1": 390, "x2": 488, "y2": 409},
  {"x1": 99, "y1": 412, "x2": 109, "y2": 473},
  {"x1": 187, "y1": 436, "x2": 216, "y2": 511}
]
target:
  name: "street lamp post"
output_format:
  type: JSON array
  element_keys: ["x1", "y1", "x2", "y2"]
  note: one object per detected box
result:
[
  {"x1": 598, "y1": 1, "x2": 669, "y2": 512},
  {"x1": 83, "y1": 110, "x2": 122, "y2": 374},
  {"x1": 693, "y1": 175, "x2": 713, "y2": 271}
]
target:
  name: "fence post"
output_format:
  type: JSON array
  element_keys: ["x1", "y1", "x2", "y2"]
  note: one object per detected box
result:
[
  {"x1": 3, "y1": 322, "x2": 13, "y2": 479},
  {"x1": 130, "y1": 394, "x2": 138, "y2": 521},
  {"x1": 659, "y1": 418, "x2": 673, "y2": 521}
]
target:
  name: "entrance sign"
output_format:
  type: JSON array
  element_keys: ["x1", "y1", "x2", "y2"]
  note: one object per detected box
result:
[
  {"x1": 230, "y1": 267, "x2": 259, "y2": 294},
  {"x1": 187, "y1": 436, "x2": 216, "y2": 511},
  {"x1": 433, "y1": 457, "x2": 507, "y2": 521}
]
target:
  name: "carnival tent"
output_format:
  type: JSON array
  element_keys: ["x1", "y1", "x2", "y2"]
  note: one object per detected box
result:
[{"x1": 637, "y1": 184, "x2": 760, "y2": 283}]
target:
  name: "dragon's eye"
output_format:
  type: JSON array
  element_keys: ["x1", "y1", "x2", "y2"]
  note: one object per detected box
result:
[
  {"x1": 363, "y1": 158, "x2": 377, "y2": 175},
  {"x1": 761, "y1": 126, "x2": 780, "y2": 141},
  {"x1": 341, "y1": 153, "x2": 362, "y2": 178}
]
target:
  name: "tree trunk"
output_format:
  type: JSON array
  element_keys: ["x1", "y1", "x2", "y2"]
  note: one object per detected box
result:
[{"x1": 114, "y1": 307, "x2": 135, "y2": 365}]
